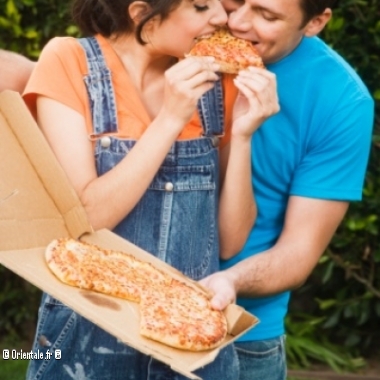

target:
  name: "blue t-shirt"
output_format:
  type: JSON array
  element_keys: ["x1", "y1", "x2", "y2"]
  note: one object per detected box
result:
[{"x1": 221, "y1": 36, "x2": 374, "y2": 341}]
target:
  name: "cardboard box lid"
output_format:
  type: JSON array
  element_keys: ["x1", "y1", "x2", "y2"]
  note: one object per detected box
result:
[
  {"x1": 0, "y1": 91, "x2": 259, "y2": 379},
  {"x1": 0, "y1": 90, "x2": 92, "y2": 250}
]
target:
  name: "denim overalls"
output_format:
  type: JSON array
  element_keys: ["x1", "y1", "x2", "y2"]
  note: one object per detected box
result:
[{"x1": 26, "y1": 37, "x2": 239, "y2": 380}]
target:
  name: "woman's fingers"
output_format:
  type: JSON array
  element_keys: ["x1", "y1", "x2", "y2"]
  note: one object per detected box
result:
[
  {"x1": 161, "y1": 57, "x2": 221, "y2": 124},
  {"x1": 167, "y1": 56, "x2": 219, "y2": 80}
]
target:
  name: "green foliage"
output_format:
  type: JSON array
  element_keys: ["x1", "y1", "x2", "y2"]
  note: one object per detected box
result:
[
  {"x1": 0, "y1": 0, "x2": 380, "y2": 373},
  {"x1": 0, "y1": 267, "x2": 41, "y2": 343},
  {"x1": 0, "y1": 0, "x2": 78, "y2": 57},
  {"x1": 285, "y1": 314, "x2": 366, "y2": 372},
  {"x1": 0, "y1": 357, "x2": 29, "y2": 380},
  {"x1": 0, "y1": 340, "x2": 31, "y2": 380}
]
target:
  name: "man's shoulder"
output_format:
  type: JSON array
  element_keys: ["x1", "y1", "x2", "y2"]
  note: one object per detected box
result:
[
  {"x1": 315, "y1": 39, "x2": 371, "y2": 99},
  {"x1": 272, "y1": 37, "x2": 372, "y2": 105},
  {"x1": 274, "y1": 37, "x2": 355, "y2": 77}
]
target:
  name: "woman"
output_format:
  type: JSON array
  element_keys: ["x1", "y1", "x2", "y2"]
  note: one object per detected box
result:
[{"x1": 24, "y1": 0, "x2": 279, "y2": 378}]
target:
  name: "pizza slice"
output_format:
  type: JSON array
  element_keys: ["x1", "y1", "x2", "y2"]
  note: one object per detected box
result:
[
  {"x1": 187, "y1": 27, "x2": 264, "y2": 74},
  {"x1": 139, "y1": 279, "x2": 227, "y2": 351},
  {"x1": 45, "y1": 238, "x2": 228, "y2": 351},
  {"x1": 45, "y1": 238, "x2": 171, "y2": 302}
]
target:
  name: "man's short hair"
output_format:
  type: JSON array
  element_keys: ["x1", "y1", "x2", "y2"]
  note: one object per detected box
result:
[{"x1": 299, "y1": 0, "x2": 337, "y2": 25}]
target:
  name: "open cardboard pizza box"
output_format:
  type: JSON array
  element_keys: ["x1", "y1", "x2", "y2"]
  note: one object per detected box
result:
[{"x1": 0, "y1": 91, "x2": 259, "y2": 379}]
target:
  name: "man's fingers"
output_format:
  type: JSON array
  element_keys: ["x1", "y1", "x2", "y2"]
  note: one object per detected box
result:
[
  {"x1": 210, "y1": 294, "x2": 235, "y2": 310},
  {"x1": 210, "y1": 296, "x2": 226, "y2": 310},
  {"x1": 199, "y1": 272, "x2": 237, "y2": 310}
]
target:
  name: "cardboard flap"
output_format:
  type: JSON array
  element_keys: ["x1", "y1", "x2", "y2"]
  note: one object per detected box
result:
[
  {"x1": 224, "y1": 304, "x2": 259, "y2": 336},
  {"x1": 0, "y1": 91, "x2": 92, "y2": 249}
]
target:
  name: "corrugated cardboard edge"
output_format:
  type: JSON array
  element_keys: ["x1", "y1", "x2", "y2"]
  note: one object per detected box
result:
[
  {"x1": 224, "y1": 303, "x2": 260, "y2": 337},
  {"x1": 0, "y1": 90, "x2": 92, "y2": 239}
]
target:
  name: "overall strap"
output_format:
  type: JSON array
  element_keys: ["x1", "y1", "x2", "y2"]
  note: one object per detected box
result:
[
  {"x1": 78, "y1": 37, "x2": 118, "y2": 137},
  {"x1": 196, "y1": 78, "x2": 225, "y2": 137},
  {"x1": 79, "y1": 36, "x2": 224, "y2": 139}
]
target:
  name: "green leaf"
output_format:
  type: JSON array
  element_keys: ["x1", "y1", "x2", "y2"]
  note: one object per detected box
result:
[
  {"x1": 322, "y1": 310, "x2": 341, "y2": 328},
  {"x1": 316, "y1": 298, "x2": 337, "y2": 310},
  {"x1": 66, "y1": 25, "x2": 80, "y2": 36},
  {"x1": 24, "y1": 29, "x2": 38, "y2": 39},
  {"x1": 322, "y1": 261, "x2": 335, "y2": 284},
  {"x1": 345, "y1": 334, "x2": 361, "y2": 347},
  {"x1": 327, "y1": 16, "x2": 345, "y2": 31}
]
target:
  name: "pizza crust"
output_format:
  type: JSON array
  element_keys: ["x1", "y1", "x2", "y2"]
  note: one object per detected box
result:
[{"x1": 140, "y1": 280, "x2": 227, "y2": 351}]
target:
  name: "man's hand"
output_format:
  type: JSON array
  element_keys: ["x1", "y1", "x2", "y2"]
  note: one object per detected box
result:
[
  {"x1": 200, "y1": 271, "x2": 237, "y2": 310},
  {"x1": 0, "y1": 50, "x2": 35, "y2": 93},
  {"x1": 232, "y1": 67, "x2": 279, "y2": 138}
]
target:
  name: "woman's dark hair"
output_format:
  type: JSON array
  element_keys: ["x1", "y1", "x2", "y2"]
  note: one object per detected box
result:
[
  {"x1": 71, "y1": 0, "x2": 183, "y2": 44},
  {"x1": 299, "y1": 0, "x2": 338, "y2": 26}
]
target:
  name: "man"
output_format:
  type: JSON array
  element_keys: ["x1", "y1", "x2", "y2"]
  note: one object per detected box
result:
[
  {"x1": 201, "y1": 1, "x2": 374, "y2": 379},
  {"x1": 0, "y1": 49, "x2": 35, "y2": 93}
]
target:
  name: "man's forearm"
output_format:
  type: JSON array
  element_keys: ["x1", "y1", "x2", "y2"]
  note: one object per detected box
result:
[{"x1": 225, "y1": 198, "x2": 349, "y2": 298}]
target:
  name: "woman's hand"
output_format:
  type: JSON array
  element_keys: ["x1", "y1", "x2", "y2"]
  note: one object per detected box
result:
[
  {"x1": 160, "y1": 57, "x2": 220, "y2": 127},
  {"x1": 232, "y1": 67, "x2": 280, "y2": 138}
]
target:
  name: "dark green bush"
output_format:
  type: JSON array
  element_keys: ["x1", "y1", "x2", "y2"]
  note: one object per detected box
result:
[
  {"x1": 0, "y1": 0, "x2": 379, "y2": 371},
  {"x1": 0, "y1": 266, "x2": 40, "y2": 344},
  {"x1": 288, "y1": 0, "x2": 380, "y2": 370},
  {"x1": 0, "y1": 0, "x2": 78, "y2": 57}
]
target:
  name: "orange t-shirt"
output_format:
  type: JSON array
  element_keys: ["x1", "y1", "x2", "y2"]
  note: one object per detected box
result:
[{"x1": 24, "y1": 35, "x2": 237, "y2": 147}]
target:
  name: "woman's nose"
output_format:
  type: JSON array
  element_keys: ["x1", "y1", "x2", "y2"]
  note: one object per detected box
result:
[
  {"x1": 210, "y1": 2, "x2": 228, "y2": 27},
  {"x1": 227, "y1": 7, "x2": 251, "y2": 32}
]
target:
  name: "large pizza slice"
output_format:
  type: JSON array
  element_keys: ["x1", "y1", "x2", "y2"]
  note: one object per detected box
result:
[
  {"x1": 140, "y1": 279, "x2": 227, "y2": 351},
  {"x1": 187, "y1": 27, "x2": 264, "y2": 74},
  {"x1": 45, "y1": 238, "x2": 171, "y2": 302},
  {"x1": 45, "y1": 237, "x2": 228, "y2": 351}
]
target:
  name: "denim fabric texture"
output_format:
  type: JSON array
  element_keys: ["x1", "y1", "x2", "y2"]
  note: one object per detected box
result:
[
  {"x1": 80, "y1": 37, "x2": 118, "y2": 137},
  {"x1": 235, "y1": 336, "x2": 286, "y2": 380},
  {"x1": 27, "y1": 36, "x2": 238, "y2": 380},
  {"x1": 27, "y1": 295, "x2": 239, "y2": 380},
  {"x1": 97, "y1": 137, "x2": 220, "y2": 280}
]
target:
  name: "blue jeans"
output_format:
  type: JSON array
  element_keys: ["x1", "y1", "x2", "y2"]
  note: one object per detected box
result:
[{"x1": 235, "y1": 336, "x2": 286, "y2": 380}]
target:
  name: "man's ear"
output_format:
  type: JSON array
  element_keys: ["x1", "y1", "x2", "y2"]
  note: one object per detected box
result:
[
  {"x1": 128, "y1": 1, "x2": 151, "y2": 25},
  {"x1": 303, "y1": 8, "x2": 332, "y2": 37}
]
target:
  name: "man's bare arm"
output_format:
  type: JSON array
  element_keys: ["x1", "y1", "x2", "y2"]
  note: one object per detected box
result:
[
  {"x1": 201, "y1": 196, "x2": 349, "y2": 308},
  {"x1": 0, "y1": 50, "x2": 35, "y2": 93}
]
